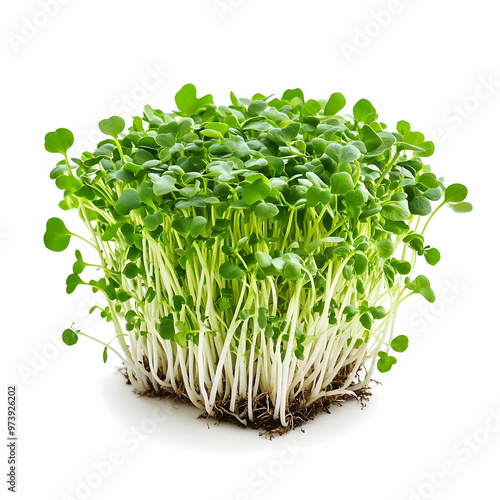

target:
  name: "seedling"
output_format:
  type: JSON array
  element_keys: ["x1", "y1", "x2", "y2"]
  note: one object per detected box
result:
[{"x1": 44, "y1": 85, "x2": 471, "y2": 432}]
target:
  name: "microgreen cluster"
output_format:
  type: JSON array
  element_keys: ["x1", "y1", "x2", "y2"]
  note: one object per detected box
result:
[{"x1": 44, "y1": 85, "x2": 471, "y2": 429}]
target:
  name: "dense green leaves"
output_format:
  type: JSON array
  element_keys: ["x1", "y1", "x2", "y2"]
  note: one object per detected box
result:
[{"x1": 45, "y1": 84, "x2": 470, "y2": 384}]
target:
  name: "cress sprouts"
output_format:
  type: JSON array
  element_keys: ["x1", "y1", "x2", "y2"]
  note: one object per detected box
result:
[{"x1": 44, "y1": 85, "x2": 472, "y2": 431}]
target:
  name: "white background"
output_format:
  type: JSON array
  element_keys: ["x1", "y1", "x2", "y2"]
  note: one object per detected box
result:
[{"x1": 2, "y1": 1, "x2": 500, "y2": 499}]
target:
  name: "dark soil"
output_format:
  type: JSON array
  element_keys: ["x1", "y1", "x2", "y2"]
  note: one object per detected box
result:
[{"x1": 121, "y1": 363, "x2": 372, "y2": 437}]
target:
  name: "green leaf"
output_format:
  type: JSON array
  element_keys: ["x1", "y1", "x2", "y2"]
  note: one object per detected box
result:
[
  {"x1": 255, "y1": 251, "x2": 273, "y2": 268},
  {"x1": 359, "y1": 125, "x2": 382, "y2": 151},
  {"x1": 62, "y1": 328, "x2": 78, "y2": 346},
  {"x1": 360, "y1": 313, "x2": 372, "y2": 330},
  {"x1": 175, "y1": 83, "x2": 214, "y2": 115},
  {"x1": 371, "y1": 306, "x2": 387, "y2": 319},
  {"x1": 353, "y1": 99, "x2": 378, "y2": 124},
  {"x1": 190, "y1": 216, "x2": 207, "y2": 238},
  {"x1": 44, "y1": 128, "x2": 74, "y2": 155},
  {"x1": 359, "y1": 205, "x2": 382, "y2": 220},
  {"x1": 423, "y1": 188, "x2": 442, "y2": 201},
  {"x1": 159, "y1": 315, "x2": 175, "y2": 340},
  {"x1": 306, "y1": 186, "x2": 331, "y2": 207},
  {"x1": 99, "y1": 116, "x2": 125, "y2": 138},
  {"x1": 149, "y1": 174, "x2": 177, "y2": 196},
  {"x1": 305, "y1": 236, "x2": 344, "y2": 253},
  {"x1": 449, "y1": 202, "x2": 473, "y2": 213},
  {"x1": 242, "y1": 178, "x2": 271, "y2": 205},
  {"x1": 405, "y1": 275, "x2": 436, "y2": 303},
  {"x1": 173, "y1": 295, "x2": 185, "y2": 312},
  {"x1": 377, "y1": 351, "x2": 397, "y2": 373},
  {"x1": 325, "y1": 143, "x2": 361, "y2": 164},
  {"x1": 123, "y1": 262, "x2": 140, "y2": 279},
  {"x1": 330, "y1": 172, "x2": 354, "y2": 194},
  {"x1": 372, "y1": 239, "x2": 394, "y2": 259},
  {"x1": 393, "y1": 260, "x2": 411, "y2": 275},
  {"x1": 282, "y1": 88, "x2": 304, "y2": 102},
  {"x1": 424, "y1": 248, "x2": 441, "y2": 266},
  {"x1": 254, "y1": 202, "x2": 279, "y2": 219},
  {"x1": 258, "y1": 307, "x2": 268, "y2": 329},
  {"x1": 103, "y1": 346, "x2": 108, "y2": 363},
  {"x1": 248, "y1": 100, "x2": 267, "y2": 116},
  {"x1": 419, "y1": 173, "x2": 439, "y2": 188},
  {"x1": 391, "y1": 335, "x2": 409, "y2": 353},
  {"x1": 416, "y1": 141, "x2": 435, "y2": 157},
  {"x1": 324, "y1": 92, "x2": 346, "y2": 116},
  {"x1": 345, "y1": 189, "x2": 366, "y2": 208},
  {"x1": 444, "y1": 183, "x2": 468, "y2": 203},
  {"x1": 115, "y1": 189, "x2": 142, "y2": 215},
  {"x1": 409, "y1": 196, "x2": 432, "y2": 216},
  {"x1": 66, "y1": 274, "x2": 84, "y2": 294},
  {"x1": 73, "y1": 250, "x2": 86, "y2": 274},
  {"x1": 144, "y1": 211, "x2": 163, "y2": 231},
  {"x1": 301, "y1": 99, "x2": 321, "y2": 116},
  {"x1": 44, "y1": 217, "x2": 72, "y2": 252},
  {"x1": 354, "y1": 253, "x2": 368, "y2": 274},
  {"x1": 267, "y1": 123, "x2": 300, "y2": 145},
  {"x1": 174, "y1": 330, "x2": 188, "y2": 349},
  {"x1": 219, "y1": 262, "x2": 244, "y2": 279},
  {"x1": 283, "y1": 262, "x2": 302, "y2": 281},
  {"x1": 381, "y1": 200, "x2": 411, "y2": 221}
]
